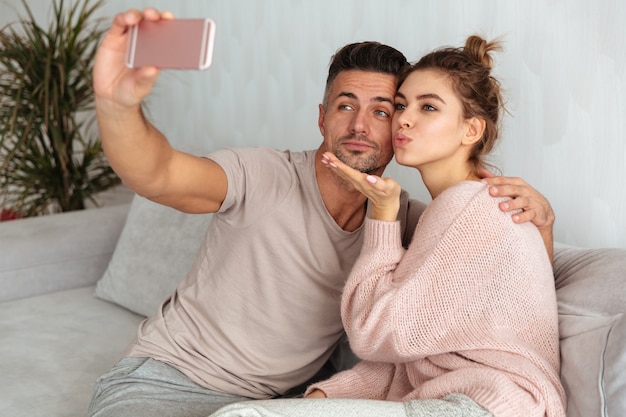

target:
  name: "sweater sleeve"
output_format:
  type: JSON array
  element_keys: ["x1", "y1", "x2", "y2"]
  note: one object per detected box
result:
[
  {"x1": 305, "y1": 360, "x2": 396, "y2": 399},
  {"x1": 342, "y1": 183, "x2": 559, "y2": 368},
  {"x1": 339, "y1": 218, "x2": 408, "y2": 361}
]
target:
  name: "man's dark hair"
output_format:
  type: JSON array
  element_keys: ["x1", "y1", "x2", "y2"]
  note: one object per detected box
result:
[{"x1": 323, "y1": 42, "x2": 408, "y2": 107}]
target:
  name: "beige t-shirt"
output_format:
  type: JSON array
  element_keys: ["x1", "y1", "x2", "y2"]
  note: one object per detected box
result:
[{"x1": 125, "y1": 148, "x2": 425, "y2": 398}]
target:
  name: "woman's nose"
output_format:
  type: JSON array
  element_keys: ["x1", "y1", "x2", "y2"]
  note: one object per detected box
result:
[{"x1": 397, "y1": 113, "x2": 412, "y2": 129}]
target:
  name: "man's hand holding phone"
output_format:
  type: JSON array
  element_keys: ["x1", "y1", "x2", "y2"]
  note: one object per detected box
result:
[
  {"x1": 94, "y1": 7, "x2": 216, "y2": 111},
  {"x1": 93, "y1": 8, "x2": 171, "y2": 110}
]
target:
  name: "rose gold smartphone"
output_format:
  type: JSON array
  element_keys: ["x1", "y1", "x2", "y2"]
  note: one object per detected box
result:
[{"x1": 125, "y1": 18, "x2": 216, "y2": 70}]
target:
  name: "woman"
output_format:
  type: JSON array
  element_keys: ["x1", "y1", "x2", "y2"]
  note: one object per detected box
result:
[{"x1": 211, "y1": 35, "x2": 566, "y2": 417}]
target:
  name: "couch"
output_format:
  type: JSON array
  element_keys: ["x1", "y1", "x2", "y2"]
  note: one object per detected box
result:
[{"x1": 1, "y1": 194, "x2": 625, "y2": 417}]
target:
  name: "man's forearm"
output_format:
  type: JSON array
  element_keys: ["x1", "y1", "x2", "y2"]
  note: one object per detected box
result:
[
  {"x1": 539, "y1": 226, "x2": 554, "y2": 264},
  {"x1": 97, "y1": 101, "x2": 172, "y2": 196}
]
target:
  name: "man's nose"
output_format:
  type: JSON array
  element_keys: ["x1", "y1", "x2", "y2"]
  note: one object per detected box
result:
[{"x1": 349, "y1": 110, "x2": 368, "y2": 134}]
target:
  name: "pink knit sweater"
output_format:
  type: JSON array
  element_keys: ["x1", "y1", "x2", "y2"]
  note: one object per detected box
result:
[{"x1": 308, "y1": 181, "x2": 566, "y2": 417}]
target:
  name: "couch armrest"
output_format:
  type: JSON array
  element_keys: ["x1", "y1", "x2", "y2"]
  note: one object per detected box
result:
[{"x1": 0, "y1": 204, "x2": 130, "y2": 301}]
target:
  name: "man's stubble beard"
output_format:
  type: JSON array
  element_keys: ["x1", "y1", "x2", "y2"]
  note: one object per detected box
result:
[
  {"x1": 334, "y1": 148, "x2": 381, "y2": 175},
  {"x1": 332, "y1": 135, "x2": 389, "y2": 175}
]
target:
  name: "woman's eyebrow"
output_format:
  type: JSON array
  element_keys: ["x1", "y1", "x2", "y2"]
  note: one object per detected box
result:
[
  {"x1": 417, "y1": 93, "x2": 447, "y2": 104},
  {"x1": 395, "y1": 91, "x2": 447, "y2": 105}
]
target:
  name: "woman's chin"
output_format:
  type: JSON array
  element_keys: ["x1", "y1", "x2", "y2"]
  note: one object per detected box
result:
[{"x1": 394, "y1": 153, "x2": 415, "y2": 169}]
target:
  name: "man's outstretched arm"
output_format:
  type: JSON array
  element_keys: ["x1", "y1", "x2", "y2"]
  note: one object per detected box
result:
[{"x1": 94, "y1": 8, "x2": 227, "y2": 214}]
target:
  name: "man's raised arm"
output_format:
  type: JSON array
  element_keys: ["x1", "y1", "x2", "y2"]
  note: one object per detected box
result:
[{"x1": 94, "y1": 8, "x2": 226, "y2": 214}]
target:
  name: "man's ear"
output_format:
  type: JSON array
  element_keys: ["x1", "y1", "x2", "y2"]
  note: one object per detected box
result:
[
  {"x1": 318, "y1": 104, "x2": 326, "y2": 137},
  {"x1": 463, "y1": 116, "x2": 486, "y2": 146}
]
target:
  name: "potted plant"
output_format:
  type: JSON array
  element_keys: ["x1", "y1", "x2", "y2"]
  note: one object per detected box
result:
[{"x1": 0, "y1": 0, "x2": 120, "y2": 219}]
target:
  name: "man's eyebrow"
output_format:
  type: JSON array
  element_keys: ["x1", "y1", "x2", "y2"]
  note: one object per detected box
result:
[
  {"x1": 338, "y1": 91, "x2": 357, "y2": 100},
  {"x1": 373, "y1": 95, "x2": 394, "y2": 105},
  {"x1": 337, "y1": 92, "x2": 394, "y2": 105}
]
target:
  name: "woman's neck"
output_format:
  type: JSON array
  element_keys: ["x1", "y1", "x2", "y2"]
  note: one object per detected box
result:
[{"x1": 420, "y1": 166, "x2": 480, "y2": 199}]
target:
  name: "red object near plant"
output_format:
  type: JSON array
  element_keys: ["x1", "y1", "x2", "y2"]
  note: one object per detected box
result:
[{"x1": 0, "y1": 209, "x2": 21, "y2": 221}]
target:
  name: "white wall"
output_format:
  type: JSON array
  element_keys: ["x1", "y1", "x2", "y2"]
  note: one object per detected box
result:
[{"x1": 3, "y1": 0, "x2": 625, "y2": 249}]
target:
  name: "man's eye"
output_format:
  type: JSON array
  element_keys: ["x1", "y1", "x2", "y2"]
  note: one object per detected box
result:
[
  {"x1": 394, "y1": 103, "x2": 406, "y2": 111},
  {"x1": 339, "y1": 104, "x2": 354, "y2": 111},
  {"x1": 375, "y1": 110, "x2": 390, "y2": 117}
]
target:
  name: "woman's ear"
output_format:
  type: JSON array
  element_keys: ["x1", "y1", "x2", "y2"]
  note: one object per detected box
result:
[{"x1": 463, "y1": 117, "x2": 486, "y2": 146}]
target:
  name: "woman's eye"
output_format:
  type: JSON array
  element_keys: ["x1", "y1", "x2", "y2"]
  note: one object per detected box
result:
[
  {"x1": 423, "y1": 104, "x2": 436, "y2": 111},
  {"x1": 394, "y1": 103, "x2": 406, "y2": 111}
]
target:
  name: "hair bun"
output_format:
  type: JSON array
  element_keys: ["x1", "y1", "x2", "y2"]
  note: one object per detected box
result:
[{"x1": 464, "y1": 35, "x2": 501, "y2": 70}]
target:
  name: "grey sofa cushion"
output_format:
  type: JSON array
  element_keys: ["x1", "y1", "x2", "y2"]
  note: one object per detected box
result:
[
  {"x1": 0, "y1": 204, "x2": 130, "y2": 301},
  {"x1": 95, "y1": 195, "x2": 212, "y2": 317},
  {"x1": 0, "y1": 286, "x2": 144, "y2": 417},
  {"x1": 554, "y1": 247, "x2": 626, "y2": 417}
]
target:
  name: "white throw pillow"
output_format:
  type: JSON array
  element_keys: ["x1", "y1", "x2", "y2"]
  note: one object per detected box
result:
[{"x1": 95, "y1": 195, "x2": 212, "y2": 317}]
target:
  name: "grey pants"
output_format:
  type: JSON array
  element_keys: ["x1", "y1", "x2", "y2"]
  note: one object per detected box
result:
[
  {"x1": 88, "y1": 357, "x2": 493, "y2": 417},
  {"x1": 88, "y1": 357, "x2": 253, "y2": 417},
  {"x1": 209, "y1": 394, "x2": 493, "y2": 417}
]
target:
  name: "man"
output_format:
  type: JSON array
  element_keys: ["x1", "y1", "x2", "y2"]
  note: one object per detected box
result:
[{"x1": 88, "y1": 8, "x2": 555, "y2": 417}]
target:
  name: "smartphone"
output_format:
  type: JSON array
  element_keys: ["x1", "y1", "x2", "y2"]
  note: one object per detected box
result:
[{"x1": 126, "y1": 18, "x2": 216, "y2": 70}]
